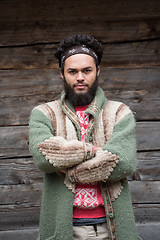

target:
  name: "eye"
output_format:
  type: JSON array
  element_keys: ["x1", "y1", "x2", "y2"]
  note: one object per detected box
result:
[
  {"x1": 84, "y1": 69, "x2": 92, "y2": 73},
  {"x1": 68, "y1": 70, "x2": 77, "y2": 74}
]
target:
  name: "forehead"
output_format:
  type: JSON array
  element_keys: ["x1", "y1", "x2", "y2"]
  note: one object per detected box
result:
[{"x1": 64, "y1": 54, "x2": 96, "y2": 69}]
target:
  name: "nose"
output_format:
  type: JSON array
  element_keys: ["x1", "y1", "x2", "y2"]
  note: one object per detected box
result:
[{"x1": 77, "y1": 71, "x2": 84, "y2": 81}]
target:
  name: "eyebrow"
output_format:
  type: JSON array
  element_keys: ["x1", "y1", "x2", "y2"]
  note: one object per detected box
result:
[{"x1": 67, "y1": 66, "x2": 93, "y2": 71}]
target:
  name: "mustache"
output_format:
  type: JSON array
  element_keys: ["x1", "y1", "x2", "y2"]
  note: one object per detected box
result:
[{"x1": 73, "y1": 83, "x2": 89, "y2": 87}]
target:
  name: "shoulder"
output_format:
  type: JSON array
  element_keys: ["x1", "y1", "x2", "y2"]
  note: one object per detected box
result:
[
  {"x1": 32, "y1": 99, "x2": 61, "y2": 119},
  {"x1": 103, "y1": 100, "x2": 134, "y2": 124}
]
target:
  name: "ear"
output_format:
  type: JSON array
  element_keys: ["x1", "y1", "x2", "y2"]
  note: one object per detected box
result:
[
  {"x1": 60, "y1": 69, "x2": 64, "y2": 79},
  {"x1": 97, "y1": 66, "x2": 100, "y2": 76}
]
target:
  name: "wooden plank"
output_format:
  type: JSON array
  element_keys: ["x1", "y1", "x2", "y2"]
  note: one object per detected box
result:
[
  {"x1": 0, "y1": 0, "x2": 160, "y2": 45},
  {"x1": 133, "y1": 204, "x2": 160, "y2": 223},
  {"x1": 0, "y1": 126, "x2": 29, "y2": 159},
  {"x1": 1, "y1": 0, "x2": 160, "y2": 22},
  {"x1": 134, "y1": 151, "x2": 160, "y2": 181},
  {"x1": 0, "y1": 202, "x2": 159, "y2": 231},
  {"x1": 131, "y1": 151, "x2": 160, "y2": 181},
  {"x1": 0, "y1": 158, "x2": 43, "y2": 185},
  {"x1": 129, "y1": 181, "x2": 160, "y2": 204},
  {"x1": 0, "y1": 44, "x2": 58, "y2": 70},
  {"x1": 0, "y1": 223, "x2": 159, "y2": 240},
  {"x1": 136, "y1": 223, "x2": 160, "y2": 240},
  {"x1": 0, "y1": 69, "x2": 62, "y2": 98},
  {"x1": 0, "y1": 122, "x2": 160, "y2": 159},
  {"x1": 0, "y1": 181, "x2": 159, "y2": 207},
  {"x1": 0, "y1": 229, "x2": 38, "y2": 240},
  {"x1": 0, "y1": 40, "x2": 160, "y2": 69},
  {"x1": 0, "y1": 190, "x2": 159, "y2": 230},
  {"x1": 1, "y1": 67, "x2": 159, "y2": 99},
  {"x1": 0, "y1": 183, "x2": 42, "y2": 206},
  {"x1": 102, "y1": 40, "x2": 160, "y2": 67},
  {"x1": 0, "y1": 205, "x2": 40, "y2": 231},
  {"x1": 0, "y1": 151, "x2": 159, "y2": 186},
  {"x1": 135, "y1": 122, "x2": 160, "y2": 151},
  {"x1": 0, "y1": 90, "x2": 159, "y2": 126},
  {"x1": 0, "y1": 203, "x2": 159, "y2": 230},
  {"x1": 100, "y1": 66, "x2": 160, "y2": 91}
]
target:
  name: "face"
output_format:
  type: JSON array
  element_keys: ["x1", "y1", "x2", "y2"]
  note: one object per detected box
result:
[{"x1": 60, "y1": 54, "x2": 100, "y2": 94}]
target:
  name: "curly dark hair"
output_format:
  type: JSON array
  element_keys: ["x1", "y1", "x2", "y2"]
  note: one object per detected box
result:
[{"x1": 55, "y1": 34, "x2": 103, "y2": 69}]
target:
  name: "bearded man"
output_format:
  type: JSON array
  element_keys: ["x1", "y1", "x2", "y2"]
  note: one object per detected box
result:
[{"x1": 29, "y1": 34, "x2": 142, "y2": 240}]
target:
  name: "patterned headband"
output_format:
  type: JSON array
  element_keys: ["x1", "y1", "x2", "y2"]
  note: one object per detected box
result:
[{"x1": 61, "y1": 45, "x2": 98, "y2": 67}]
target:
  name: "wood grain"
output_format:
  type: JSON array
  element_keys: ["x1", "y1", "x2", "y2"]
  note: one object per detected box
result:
[
  {"x1": 1, "y1": 67, "x2": 159, "y2": 99},
  {"x1": 129, "y1": 181, "x2": 160, "y2": 204},
  {"x1": 132, "y1": 151, "x2": 160, "y2": 181},
  {"x1": 0, "y1": 152, "x2": 159, "y2": 186},
  {"x1": 0, "y1": 122, "x2": 160, "y2": 159},
  {"x1": 0, "y1": 39, "x2": 159, "y2": 69},
  {"x1": 0, "y1": 158, "x2": 43, "y2": 185},
  {"x1": 0, "y1": 224, "x2": 160, "y2": 240},
  {"x1": 0, "y1": 0, "x2": 160, "y2": 46},
  {"x1": 133, "y1": 204, "x2": 160, "y2": 223},
  {"x1": 0, "y1": 90, "x2": 159, "y2": 126},
  {"x1": 0, "y1": 183, "x2": 159, "y2": 230},
  {"x1": 135, "y1": 122, "x2": 160, "y2": 151}
]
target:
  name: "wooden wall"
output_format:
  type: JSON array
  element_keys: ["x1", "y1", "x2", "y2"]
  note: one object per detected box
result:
[{"x1": 0, "y1": 0, "x2": 160, "y2": 239}]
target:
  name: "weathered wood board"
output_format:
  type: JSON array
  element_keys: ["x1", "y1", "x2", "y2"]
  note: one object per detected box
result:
[
  {"x1": 0, "y1": 203, "x2": 160, "y2": 231},
  {"x1": 1, "y1": 122, "x2": 160, "y2": 159},
  {"x1": 0, "y1": 229, "x2": 39, "y2": 240},
  {"x1": 0, "y1": 151, "x2": 159, "y2": 186},
  {"x1": 1, "y1": 223, "x2": 160, "y2": 240},
  {"x1": 1, "y1": 67, "x2": 159, "y2": 98},
  {"x1": 0, "y1": 39, "x2": 160, "y2": 69},
  {"x1": 0, "y1": 223, "x2": 160, "y2": 240},
  {"x1": 133, "y1": 151, "x2": 160, "y2": 181},
  {"x1": 0, "y1": 0, "x2": 160, "y2": 46},
  {"x1": 0, "y1": 158, "x2": 43, "y2": 185},
  {"x1": 0, "y1": 90, "x2": 160, "y2": 126},
  {"x1": 0, "y1": 183, "x2": 159, "y2": 230},
  {"x1": 0, "y1": 181, "x2": 159, "y2": 207}
]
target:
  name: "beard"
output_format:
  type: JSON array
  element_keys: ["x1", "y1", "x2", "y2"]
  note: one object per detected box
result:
[{"x1": 63, "y1": 76, "x2": 98, "y2": 106}]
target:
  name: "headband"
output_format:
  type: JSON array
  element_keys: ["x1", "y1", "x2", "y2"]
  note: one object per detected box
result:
[{"x1": 61, "y1": 45, "x2": 98, "y2": 67}]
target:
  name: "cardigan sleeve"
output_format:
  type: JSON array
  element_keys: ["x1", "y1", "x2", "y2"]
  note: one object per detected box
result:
[
  {"x1": 104, "y1": 112, "x2": 137, "y2": 181},
  {"x1": 67, "y1": 112, "x2": 137, "y2": 183},
  {"x1": 29, "y1": 108, "x2": 94, "y2": 173}
]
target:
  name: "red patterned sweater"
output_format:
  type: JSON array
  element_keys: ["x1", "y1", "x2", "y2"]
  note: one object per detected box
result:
[{"x1": 73, "y1": 105, "x2": 106, "y2": 218}]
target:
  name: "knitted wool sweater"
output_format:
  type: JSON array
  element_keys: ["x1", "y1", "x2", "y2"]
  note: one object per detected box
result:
[{"x1": 29, "y1": 87, "x2": 142, "y2": 240}]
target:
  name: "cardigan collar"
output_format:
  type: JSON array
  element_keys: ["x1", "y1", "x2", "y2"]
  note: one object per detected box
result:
[
  {"x1": 60, "y1": 86, "x2": 108, "y2": 119},
  {"x1": 60, "y1": 87, "x2": 108, "y2": 141}
]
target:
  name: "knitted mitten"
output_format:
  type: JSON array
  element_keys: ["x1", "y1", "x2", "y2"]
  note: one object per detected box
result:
[
  {"x1": 67, "y1": 150, "x2": 119, "y2": 183},
  {"x1": 38, "y1": 136, "x2": 94, "y2": 168}
]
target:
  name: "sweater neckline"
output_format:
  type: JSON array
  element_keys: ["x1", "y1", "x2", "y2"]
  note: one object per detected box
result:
[{"x1": 74, "y1": 105, "x2": 88, "y2": 111}]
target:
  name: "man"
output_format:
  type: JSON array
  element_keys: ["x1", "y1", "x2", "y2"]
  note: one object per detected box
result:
[{"x1": 29, "y1": 34, "x2": 142, "y2": 240}]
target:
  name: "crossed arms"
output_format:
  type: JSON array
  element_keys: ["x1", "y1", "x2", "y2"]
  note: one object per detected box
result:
[{"x1": 29, "y1": 108, "x2": 136, "y2": 184}]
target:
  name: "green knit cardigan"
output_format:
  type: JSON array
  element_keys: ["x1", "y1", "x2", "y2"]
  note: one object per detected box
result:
[{"x1": 29, "y1": 87, "x2": 142, "y2": 240}]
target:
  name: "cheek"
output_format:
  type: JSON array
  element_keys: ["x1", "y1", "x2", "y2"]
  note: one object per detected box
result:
[
  {"x1": 64, "y1": 74, "x2": 75, "y2": 86},
  {"x1": 88, "y1": 74, "x2": 97, "y2": 85}
]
